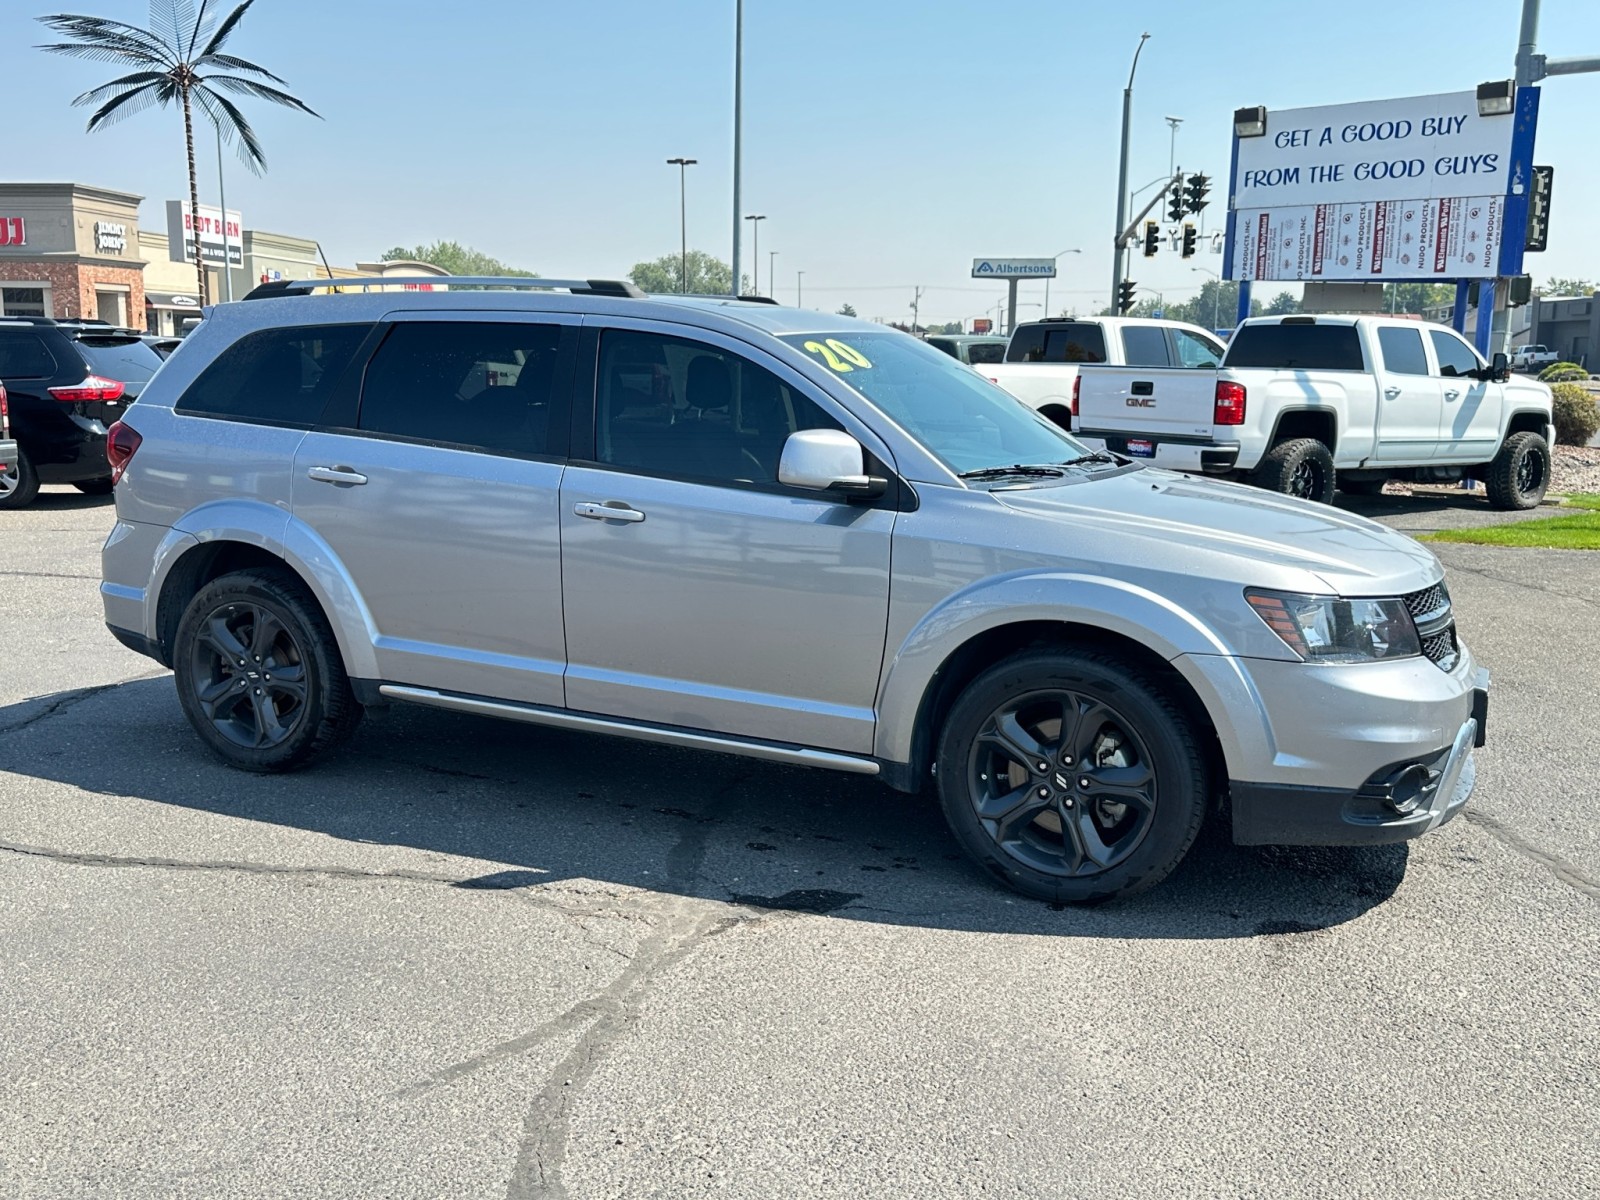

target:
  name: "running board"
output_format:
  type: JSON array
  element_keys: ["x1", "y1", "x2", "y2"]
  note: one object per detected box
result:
[{"x1": 377, "y1": 685, "x2": 881, "y2": 776}]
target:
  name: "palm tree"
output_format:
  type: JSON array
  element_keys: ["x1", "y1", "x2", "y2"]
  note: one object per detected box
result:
[{"x1": 37, "y1": 0, "x2": 318, "y2": 303}]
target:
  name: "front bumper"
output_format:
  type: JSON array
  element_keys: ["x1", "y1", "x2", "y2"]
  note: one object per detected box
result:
[{"x1": 1230, "y1": 669, "x2": 1488, "y2": 846}]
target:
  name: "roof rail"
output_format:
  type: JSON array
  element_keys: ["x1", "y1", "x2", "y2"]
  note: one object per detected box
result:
[{"x1": 241, "y1": 275, "x2": 647, "y2": 301}]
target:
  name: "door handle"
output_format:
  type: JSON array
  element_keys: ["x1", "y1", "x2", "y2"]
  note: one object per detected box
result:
[
  {"x1": 1443, "y1": 389, "x2": 1461, "y2": 401},
  {"x1": 1383, "y1": 386, "x2": 1402, "y2": 398},
  {"x1": 574, "y1": 500, "x2": 646, "y2": 523},
  {"x1": 307, "y1": 465, "x2": 368, "y2": 486}
]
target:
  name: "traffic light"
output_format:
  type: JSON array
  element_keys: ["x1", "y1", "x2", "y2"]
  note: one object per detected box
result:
[
  {"x1": 1524, "y1": 165, "x2": 1554, "y2": 252},
  {"x1": 1185, "y1": 173, "x2": 1211, "y2": 214},
  {"x1": 1166, "y1": 174, "x2": 1186, "y2": 224},
  {"x1": 1508, "y1": 274, "x2": 1533, "y2": 307},
  {"x1": 1181, "y1": 222, "x2": 1197, "y2": 259},
  {"x1": 1117, "y1": 280, "x2": 1137, "y2": 313},
  {"x1": 1142, "y1": 220, "x2": 1160, "y2": 258}
]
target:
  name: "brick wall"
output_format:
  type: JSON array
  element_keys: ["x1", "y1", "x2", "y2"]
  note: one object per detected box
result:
[{"x1": 0, "y1": 259, "x2": 146, "y2": 323}]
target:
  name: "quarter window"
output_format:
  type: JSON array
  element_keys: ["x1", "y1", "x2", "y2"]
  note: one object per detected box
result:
[
  {"x1": 594, "y1": 330, "x2": 839, "y2": 484},
  {"x1": 178, "y1": 324, "x2": 370, "y2": 425},
  {"x1": 1428, "y1": 330, "x2": 1482, "y2": 378},
  {"x1": 1377, "y1": 327, "x2": 1429, "y2": 376},
  {"x1": 358, "y1": 322, "x2": 565, "y2": 456}
]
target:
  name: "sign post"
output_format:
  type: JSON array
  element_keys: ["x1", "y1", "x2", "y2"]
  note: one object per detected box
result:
[{"x1": 972, "y1": 258, "x2": 1056, "y2": 335}]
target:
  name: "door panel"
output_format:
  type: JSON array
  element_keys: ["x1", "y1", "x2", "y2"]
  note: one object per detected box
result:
[
  {"x1": 1430, "y1": 329, "x2": 1502, "y2": 460},
  {"x1": 1372, "y1": 325, "x2": 1444, "y2": 463}
]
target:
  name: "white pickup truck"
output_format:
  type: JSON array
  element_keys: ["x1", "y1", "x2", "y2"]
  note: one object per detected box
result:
[
  {"x1": 1074, "y1": 315, "x2": 1557, "y2": 509},
  {"x1": 982, "y1": 316, "x2": 1227, "y2": 432},
  {"x1": 1510, "y1": 344, "x2": 1558, "y2": 372}
]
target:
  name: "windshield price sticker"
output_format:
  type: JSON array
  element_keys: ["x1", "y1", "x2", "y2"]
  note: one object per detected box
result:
[{"x1": 802, "y1": 339, "x2": 873, "y2": 373}]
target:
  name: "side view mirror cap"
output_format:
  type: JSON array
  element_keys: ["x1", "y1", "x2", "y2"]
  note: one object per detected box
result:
[{"x1": 778, "y1": 429, "x2": 887, "y2": 498}]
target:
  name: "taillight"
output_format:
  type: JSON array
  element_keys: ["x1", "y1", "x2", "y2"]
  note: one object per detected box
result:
[
  {"x1": 48, "y1": 374, "x2": 125, "y2": 403},
  {"x1": 0, "y1": 382, "x2": 8, "y2": 434},
  {"x1": 1214, "y1": 380, "x2": 1247, "y2": 426},
  {"x1": 1071, "y1": 374, "x2": 1081, "y2": 418},
  {"x1": 105, "y1": 420, "x2": 142, "y2": 484}
]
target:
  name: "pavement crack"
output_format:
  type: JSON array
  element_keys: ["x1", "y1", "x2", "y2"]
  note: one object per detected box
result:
[
  {"x1": 0, "y1": 569, "x2": 104, "y2": 581},
  {"x1": 0, "y1": 839, "x2": 470, "y2": 887},
  {"x1": 1463, "y1": 811, "x2": 1600, "y2": 902},
  {"x1": 0, "y1": 673, "x2": 165, "y2": 737}
]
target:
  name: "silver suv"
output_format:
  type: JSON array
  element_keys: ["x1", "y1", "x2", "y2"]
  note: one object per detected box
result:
[{"x1": 100, "y1": 277, "x2": 1488, "y2": 903}]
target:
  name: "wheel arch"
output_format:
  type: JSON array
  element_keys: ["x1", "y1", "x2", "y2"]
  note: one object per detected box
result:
[
  {"x1": 1504, "y1": 408, "x2": 1552, "y2": 440},
  {"x1": 1267, "y1": 408, "x2": 1338, "y2": 454}
]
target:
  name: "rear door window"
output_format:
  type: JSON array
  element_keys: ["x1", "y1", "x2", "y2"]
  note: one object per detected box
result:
[
  {"x1": 1223, "y1": 323, "x2": 1366, "y2": 371},
  {"x1": 1121, "y1": 326, "x2": 1172, "y2": 367},
  {"x1": 357, "y1": 321, "x2": 568, "y2": 456},
  {"x1": 177, "y1": 324, "x2": 371, "y2": 425},
  {"x1": 0, "y1": 331, "x2": 58, "y2": 379},
  {"x1": 1005, "y1": 322, "x2": 1107, "y2": 364},
  {"x1": 1377, "y1": 327, "x2": 1429, "y2": 375}
]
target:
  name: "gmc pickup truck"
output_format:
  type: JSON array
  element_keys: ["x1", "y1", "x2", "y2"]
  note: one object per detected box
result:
[
  {"x1": 1510, "y1": 344, "x2": 1558, "y2": 372},
  {"x1": 1075, "y1": 315, "x2": 1556, "y2": 509},
  {"x1": 984, "y1": 316, "x2": 1226, "y2": 432}
]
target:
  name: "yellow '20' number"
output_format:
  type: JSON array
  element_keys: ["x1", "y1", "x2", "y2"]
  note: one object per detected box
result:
[{"x1": 803, "y1": 338, "x2": 872, "y2": 373}]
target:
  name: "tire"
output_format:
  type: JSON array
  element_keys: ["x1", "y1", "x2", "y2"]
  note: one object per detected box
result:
[
  {"x1": 935, "y1": 648, "x2": 1209, "y2": 904},
  {"x1": 1336, "y1": 472, "x2": 1388, "y2": 497},
  {"x1": 0, "y1": 446, "x2": 41, "y2": 509},
  {"x1": 73, "y1": 478, "x2": 116, "y2": 496},
  {"x1": 1251, "y1": 437, "x2": 1336, "y2": 504},
  {"x1": 1484, "y1": 431, "x2": 1550, "y2": 510},
  {"x1": 173, "y1": 568, "x2": 362, "y2": 772}
]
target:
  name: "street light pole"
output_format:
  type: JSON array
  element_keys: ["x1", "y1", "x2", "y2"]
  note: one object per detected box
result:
[
  {"x1": 1043, "y1": 248, "x2": 1081, "y2": 316},
  {"x1": 215, "y1": 123, "x2": 234, "y2": 302},
  {"x1": 768, "y1": 250, "x2": 778, "y2": 298},
  {"x1": 1111, "y1": 33, "x2": 1151, "y2": 315},
  {"x1": 730, "y1": 0, "x2": 744, "y2": 298},
  {"x1": 796, "y1": 270, "x2": 804, "y2": 307},
  {"x1": 666, "y1": 157, "x2": 697, "y2": 293},
  {"x1": 744, "y1": 214, "x2": 765, "y2": 296}
]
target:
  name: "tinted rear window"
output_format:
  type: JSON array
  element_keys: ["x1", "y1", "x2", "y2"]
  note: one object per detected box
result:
[
  {"x1": 177, "y1": 324, "x2": 371, "y2": 424},
  {"x1": 1005, "y1": 322, "x2": 1108, "y2": 364},
  {"x1": 966, "y1": 341, "x2": 1006, "y2": 365},
  {"x1": 76, "y1": 338, "x2": 164, "y2": 386},
  {"x1": 1224, "y1": 323, "x2": 1365, "y2": 371},
  {"x1": 0, "y1": 331, "x2": 58, "y2": 379}
]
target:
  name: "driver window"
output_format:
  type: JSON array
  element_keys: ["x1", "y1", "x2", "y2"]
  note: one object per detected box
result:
[{"x1": 1428, "y1": 329, "x2": 1482, "y2": 379}]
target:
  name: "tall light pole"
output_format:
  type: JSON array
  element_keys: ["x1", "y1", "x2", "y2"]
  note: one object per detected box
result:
[
  {"x1": 1043, "y1": 248, "x2": 1081, "y2": 316},
  {"x1": 1164, "y1": 115, "x2": 1183, "y2": 177},
  {"x1": 730, "y1": 0, "x2": 744, "y2": 298},
  {"x1": 1111, "y1": 32, "x2": 1151, "y2": 314},
  {"x1": 215, "y1": 123, "x2": 233, "y2": 302},
  {"x1": 796, "y1": 270, "x2": 804, "y2": 307},
  {"x1": 744, "y1": 214, "x2": 765, "y2": 296},
  {"x1": 666, "y1": 157, "x2": 697, "y2": 293},
  {"x1": 768, "y1": 249, "x2": 778, "y2": 297}
]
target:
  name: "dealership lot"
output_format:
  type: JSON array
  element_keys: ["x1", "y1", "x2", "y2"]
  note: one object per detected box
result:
[{"x1": 1, "y1": 488, "x2": 1596, "y2": 1198}]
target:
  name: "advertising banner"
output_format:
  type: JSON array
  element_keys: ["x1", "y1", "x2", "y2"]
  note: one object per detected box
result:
[{"x1": 165, "y1": 200, "x2": 243, "y2": 266}]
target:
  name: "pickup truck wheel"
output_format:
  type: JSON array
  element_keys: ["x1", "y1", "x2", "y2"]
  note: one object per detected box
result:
[
  {"x1": 935, "y1": 649, "x2": 1207, "y2": 904},
  {"x1": 174, "y1": 568, "x2": 362, "y2": 772},
  {"x1": 1484, "y1": 431, "x2": 1550, "y2": 510},
  {"x1": 0, "y1": 447, "x2": 41, "y2": 509},
  {"x1": 1252, "y1": 438, "x2": 1335, "y2": 504}
]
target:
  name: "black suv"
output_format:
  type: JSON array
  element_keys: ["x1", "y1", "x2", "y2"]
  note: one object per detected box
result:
[{"x1": 0, "y1": 318, "x2": 166, "y2": 507}]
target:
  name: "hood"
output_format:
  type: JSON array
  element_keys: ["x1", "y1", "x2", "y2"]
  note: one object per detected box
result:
[{"x1": 991, "y1": 467, "x2": 1441, "y2": 596}]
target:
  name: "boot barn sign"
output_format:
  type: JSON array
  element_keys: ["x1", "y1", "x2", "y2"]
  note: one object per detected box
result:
[
  {"x1": 1225, "y1": 87, "x2": 1540, "y2": 283},
  {"x1": 165, "y1": 200, "x2": 244, "y2": 267}
]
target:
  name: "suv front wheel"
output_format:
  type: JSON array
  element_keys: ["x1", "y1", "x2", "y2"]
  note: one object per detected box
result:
[
  {"x1": 174, "y1": 568, "x2": 362, "y2": 771},
  {"x1": 935, "y1": 648, "x2": 1208, "y2": 904}
]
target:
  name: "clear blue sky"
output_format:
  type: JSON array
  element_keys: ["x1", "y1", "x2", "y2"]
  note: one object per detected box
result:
[{"x1": 5, "y1": 0, "x2": 1598, "y2": 323}]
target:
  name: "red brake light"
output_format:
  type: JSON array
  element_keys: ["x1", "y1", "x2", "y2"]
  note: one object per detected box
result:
[
  {"x1": 48, "y1": 374, "x2": 125, "y2": 403},
  {"x1": 0, "y1": 382, "x2": 8, "y2": 431},
  {"x1": 1071, "y1": 374, "x2": 1081, "y2": 418},
  {"x1": 105, "y1": 420, "x2": 142, "y2": 484},
  {"x1": 1214, "y1": 380, "x2": 1246, "y2": 426}
]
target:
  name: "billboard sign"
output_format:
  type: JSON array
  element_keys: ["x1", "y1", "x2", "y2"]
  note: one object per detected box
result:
[
  {"x1": 166, "y1": 200, "x2": 243, "y2": 266},
  {"x1": 1226, "y1": 88, "x2": 1538, "y2": 282},
  {"x1": 972, "y1": 317, "x2": 993, "y2": 334},
  {"x1": 972, "y1": 258, "x2": 1056, "y2": 279}
]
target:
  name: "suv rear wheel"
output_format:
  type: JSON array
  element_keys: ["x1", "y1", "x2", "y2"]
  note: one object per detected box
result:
[
  {"x1": 935, "y1": 649, "x2": 1208, "y2": 904},
  {"x1": 1253, "y1": 437, "x2": 1336, "y2": 504},
  {"x1": 1484, "y1": 431, "x2": 1550, "y2": 510},
  {"x1": 174, "y1": 568, "x2": 362, "y2": 772},
  {"x1": 0, "y1": 447, "x2": 40, "y2": 509}
]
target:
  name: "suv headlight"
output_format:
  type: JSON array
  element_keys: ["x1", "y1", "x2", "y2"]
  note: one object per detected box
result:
[{"x1": 1245, "y1": 589, "x2": 1421, "y2": 663}]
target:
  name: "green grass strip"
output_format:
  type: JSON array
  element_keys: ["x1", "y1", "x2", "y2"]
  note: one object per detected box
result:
[{"x1": 1423, "y1": 494, "x2": 1600, "y2": 548}]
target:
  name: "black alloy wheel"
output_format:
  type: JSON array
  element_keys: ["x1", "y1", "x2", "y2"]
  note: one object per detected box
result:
[{"x1": 187, "y1": 600, "x2": 309, "y2": 750}]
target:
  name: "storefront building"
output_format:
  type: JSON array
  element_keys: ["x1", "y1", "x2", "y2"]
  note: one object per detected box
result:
[{"x1": 0, "y1": 183, "x2": 145, "y2": 324}]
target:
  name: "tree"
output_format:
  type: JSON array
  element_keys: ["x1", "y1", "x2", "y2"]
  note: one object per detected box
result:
[
  {"x1": 381, "y1": 241, "x2": 536, "y2": 277},
  {"x1": 39, "y1": 0, "x2": 319, "y2": 304},
  {"x1": 1542, "y1": 278, "x2": 1598, "y2": 297},
  {"x1": 1380, "y1": 283, "x2": 1454, "y2": 315},
  {"x1": 1263, "y1": 290, "x2": 1300, "y2": 316},
  {"x1": 836, "y1": 303, "x2": 857, "y2": 318},
  {"x1": 629, "y1": 250, "x2": 747, "y2": 295}
]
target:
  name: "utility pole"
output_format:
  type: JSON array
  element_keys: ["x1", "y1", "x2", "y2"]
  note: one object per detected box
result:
[
  {"x1": 1165, "y1": 115, "x2": 1182, "y2": 178},
  {"x1": 215, "y1": 124, "x2": 233, "y2": 302},
  {"x1": 796, "y1": 270, "x2": 804, "y2": 307},
  {"x1": 730, "y1": 0, "x2": 744, "y2": 297},
  {"x1": 910, "y1": 285, "x2": 924, "y2": 334},
  {"x1": 1111, "y1": 33, "x2": 1151, "y2": 316},
  {"x1": 667, "y1": 157, "x2": 697, "y2": 293},
  {"x1": 744, "y1": 214, "x2": 766, "y2": 295},
  {"x1": 769, "y1": 250, "x2": 778, "y2": 298}
]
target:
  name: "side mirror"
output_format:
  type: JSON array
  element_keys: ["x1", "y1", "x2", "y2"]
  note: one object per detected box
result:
[
  {"x1": 1490, "y1": 351, "x2": 1510, "y2": 382},
  {"x1": 778, "y1": 429, "x2": 886, "y2": 498}
]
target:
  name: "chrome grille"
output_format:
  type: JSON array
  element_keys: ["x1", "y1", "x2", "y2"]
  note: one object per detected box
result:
[{"x1": 1405, "y1": 583, "x2": 1458, "y2": 671}]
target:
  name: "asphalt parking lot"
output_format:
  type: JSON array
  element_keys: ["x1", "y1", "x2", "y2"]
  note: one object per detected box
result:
[{"x1": 2, "y1": 486, "x2": 1596, "y2": 1199}]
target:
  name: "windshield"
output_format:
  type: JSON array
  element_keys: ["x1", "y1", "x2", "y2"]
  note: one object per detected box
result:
[{"x1": 781, "y1": 331, "x2": 1087, "y2": 477}]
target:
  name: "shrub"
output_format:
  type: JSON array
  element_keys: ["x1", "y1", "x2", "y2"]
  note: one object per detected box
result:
[
  {"x1": 1539, "y1": 362, "x2": 1589, "y2": 382},
  {"x1": 1552, "y1": 382, "x2": 1600, "y2": 446}
]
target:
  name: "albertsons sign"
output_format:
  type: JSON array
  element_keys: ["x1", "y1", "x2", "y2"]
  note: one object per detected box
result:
[
  {"x1": 1227, "y1": 88, "x2": 1537, "y2": 283},
  {"x1": 971, "y1": 258, "x2": 1056, "y2": 279}
]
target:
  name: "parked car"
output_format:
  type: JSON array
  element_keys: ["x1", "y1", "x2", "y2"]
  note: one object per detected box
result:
[
  {"x1": 0, "y1": 318, "x2": 167, "y2": 507},
  {"x1": 1510, "y1": 344, "x2": 1558, "y2": 372},
  {"x1": 1073, "y1": 315, "x2": 1556, "y2": 509},
  {"x1": 101, "y1": 276, "x2": 1487, "y2": 904},
  {"x1": 984, "y1": 316, "x2": 1226, "y2": 433},
  {"x1": 926, "y1": 334, "x2": 1008, "y2": 367}
]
